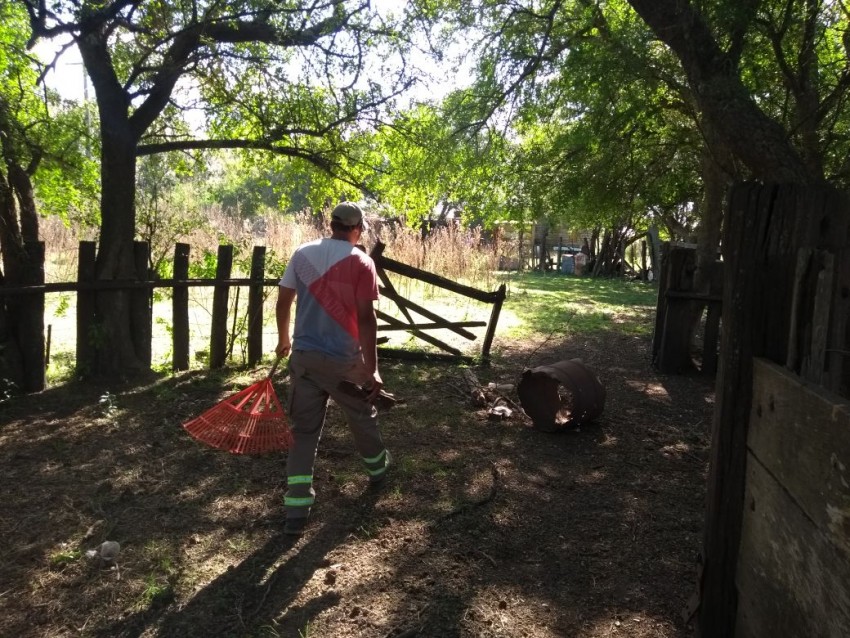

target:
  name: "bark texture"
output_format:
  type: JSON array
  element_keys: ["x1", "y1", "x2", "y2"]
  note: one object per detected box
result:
[{"x1": 627, "y1": 0, "x2": 815, "y2": 184}]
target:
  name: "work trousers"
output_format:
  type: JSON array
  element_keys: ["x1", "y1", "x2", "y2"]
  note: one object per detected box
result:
[{"x1": 284, "y1": 349, "x2": 388, "y2": 520}]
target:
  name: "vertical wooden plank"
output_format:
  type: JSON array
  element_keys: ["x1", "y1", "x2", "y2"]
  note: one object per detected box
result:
[
  {"x1": 803, "y1": 252, "x2": 835, "y2": 384},
  {"x1": 76, "y1": 241, "x2": 97, "y2": 376},
  {"x1": 518, "y1": 225, "x2": 525, "y2": 272},
  {"x1": 651, "y1": 242, "x2": 670, "y2": 366},
  {"x1": 700, "y1": 183, "x2": 828, "y2": 638},
  {"x1": 209, "y1": 244, "x2": 233, "y2": 369},
  {"x1": 557, "y1": 236, "x2": 563, "y2": 272},
  {"x1": 825, "y1": 247, "x2": 850, "y2": 396},
  {"x1": 20, "y1": 241, "x2": 45, "y2": 391},
  {"x1": 481, "y1": 284, "x2": 506, "y2": 364},
  {"x1": 785, "y1": 247, "x2": 814, "y2": 374},
  {"x1": 702, "y1": 260, "x2": 723, "y2": 376},
  {"x1": 131, "y1": 241, "x2": 152, "y2": 367},
  {"x1": 701, "y1": 183, "x2": 794, "y2": 637},
  {"x1": 656, "y1": 246, "x2": 697, "y2": 373},
  {"x1": 702, "y1": 301, "x2": 721, "y2": 376},
  {"x1": 172, "y1": 243, "x2": 190, "y2": 371},
  {"x1": 247, "y1": 246, "x2": 266, "y2": 366}
]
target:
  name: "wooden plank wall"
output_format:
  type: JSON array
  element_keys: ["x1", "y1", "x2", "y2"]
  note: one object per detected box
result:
[
  {"x1": 736, "y1": 358, "x2": 850, "y2": 638},
  {"x1": 699, "y1": 183, "x2": 850, "y2": 637}
]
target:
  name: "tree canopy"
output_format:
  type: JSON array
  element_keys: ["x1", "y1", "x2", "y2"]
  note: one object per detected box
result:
[{"x1": 3, "y1": 0, "x2": 850, "y2": 375}]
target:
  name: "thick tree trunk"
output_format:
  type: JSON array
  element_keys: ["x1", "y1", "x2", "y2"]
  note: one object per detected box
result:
[
  {"x1": 90, "y1": 125, "x2": 146, "y2": 376},
  {"x1": 627, "y1": 0, "x2": 814, "y2": 184},
  {"x1": 694, "y1": 135, "x2": 729, "y2": 290},
  {"x1": 0, "y1": 166, "x2": 44, "y2": 390}
]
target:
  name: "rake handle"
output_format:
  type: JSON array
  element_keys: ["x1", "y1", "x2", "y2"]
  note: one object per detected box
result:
[{"x1": 267, "y1": 355, "x2": 286, "y2": 379}]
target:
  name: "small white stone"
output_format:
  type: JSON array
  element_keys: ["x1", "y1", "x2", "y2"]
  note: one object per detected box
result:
[{"x1": 98, "y1": 541, "x2": 121, "y2": 562}]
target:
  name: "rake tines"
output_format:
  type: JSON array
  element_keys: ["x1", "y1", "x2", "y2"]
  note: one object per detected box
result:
[{"x1": 183, "y1": 360, "x2": 293, "y2": 454}]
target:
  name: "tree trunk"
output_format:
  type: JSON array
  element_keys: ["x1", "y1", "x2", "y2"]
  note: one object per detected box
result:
[
  {"x1": 694, "y1": 135, "x2": 729, "y2": 291},
  {"x1": 626, "y1": 0, "x2": 814, "y2": 184},
  {"x1": 0, "y1": 166, "x2": 44, "y2": 390},
  {"x1": 647, "y1": 225, "x2": 661, "y2": 279},
  {"x1": 89, "y1": 124, "x2": 146, "y2": 376}
]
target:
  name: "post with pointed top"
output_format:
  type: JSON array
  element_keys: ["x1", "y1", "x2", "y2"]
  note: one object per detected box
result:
[
  {"x1": 481, "y1": 284, "x2": 506, "y2": 364},
  {"x1": 247, "y1": 246, "x2": 266, "y2": 366}
]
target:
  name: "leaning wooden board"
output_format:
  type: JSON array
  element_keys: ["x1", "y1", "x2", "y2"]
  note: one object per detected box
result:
[{"x1": 735, "y1": 358, "x2": 850, "y2": 638}]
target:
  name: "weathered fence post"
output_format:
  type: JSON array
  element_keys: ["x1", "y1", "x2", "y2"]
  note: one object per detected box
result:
[
  {"x1": 481, "y1": 283, "x2": 506, "y2": 363},
  {"x1": 131, "y1": 241, "x2": 152, "y2": 367},
  {"x1": 826, "y1": 246, "x2": 850, "y2": 395},
  {"x1": 654, "y1": 244, "x2": 706, "y2": 373},
  {"x1": 651, "y1": 242, "x2": 678, "y2": 368},
  {"x1": 209, "y1": 244, "x2": 233, "y2": 369},
  {"x1": 76, "y1": 241, "x2": 97, "y2": 375},
  {"x1": 248, "y1": 245, "x2": 266, "y2": 366},
  {"x1": 172, "y1": 243, "x2": 190, "y2": 371}
]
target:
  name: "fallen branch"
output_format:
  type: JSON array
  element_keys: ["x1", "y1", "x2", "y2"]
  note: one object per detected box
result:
[{"x1": 462, "y1": 369, "x2": 487, "y2": 406}]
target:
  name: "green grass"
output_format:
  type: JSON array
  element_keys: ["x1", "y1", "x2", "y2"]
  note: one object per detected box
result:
[
  {"x1": 499, "y1": 272, "x2": 657, "y2": 340},
  {"x1": 49, "y1": 548, "x2": 82, "y2": 566},
  {"x1": 39, "y1": 271, "x2": 657, "y2": 382}
]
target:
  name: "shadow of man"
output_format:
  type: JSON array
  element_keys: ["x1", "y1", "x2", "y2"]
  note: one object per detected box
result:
[{"x1": 96, "y1": 489, "x2": 384, "y2": 638}]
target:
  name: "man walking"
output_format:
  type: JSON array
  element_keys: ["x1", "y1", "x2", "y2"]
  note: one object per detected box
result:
[{"x1": 275, "y1": 201, "x2": 390, "y2": 536}]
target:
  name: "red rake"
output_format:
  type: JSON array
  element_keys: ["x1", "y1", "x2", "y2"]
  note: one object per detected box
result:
[{"x1": 183, "y1": 357, "x2": 293, "y2": 454}]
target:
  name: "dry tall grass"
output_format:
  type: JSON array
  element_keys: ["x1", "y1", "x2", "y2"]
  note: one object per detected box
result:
[{"x1": 41, "y1": 206, "x2": 505, "y2": 285}]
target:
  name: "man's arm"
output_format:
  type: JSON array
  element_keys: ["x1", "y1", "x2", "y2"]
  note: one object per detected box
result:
[
  {"x1": 356, "y1": 297, "x2": 383, "y2": 400},
  {"x1": 275, "y1": 286, "x2": 296, "y2": 358}
]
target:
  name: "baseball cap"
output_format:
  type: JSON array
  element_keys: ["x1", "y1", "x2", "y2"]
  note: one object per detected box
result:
[{"x1": 331, "y1": 202, "x2": 366, "y2": 228}]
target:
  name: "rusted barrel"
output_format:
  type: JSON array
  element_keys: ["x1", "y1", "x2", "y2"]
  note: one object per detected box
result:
[{"x1": 517, "y1": 359, "x2": 606, "y2": 432}]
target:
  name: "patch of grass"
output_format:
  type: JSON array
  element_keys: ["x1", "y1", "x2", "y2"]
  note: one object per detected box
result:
[
  {"x1": 328, "y1": 468, "x2": 358, "y2": 487},
  {"x1": 49, "y1": 548, "x2": 82, "y2": 567},
  {"x1": 353, "y1": 522, "x2": 380, "y2": 539},
  {"x1": 226, "y1": 536, "x2": 251, "y2": 552},
  {"x1": 142, "y1": 539, "x2": 177, "y2": 572},
  {"x1": 45, "y1": 351, "x2": 76, "y2": 384},
  {"x1": 501, "y1": 273, "x2": 657, "y2": 340},
  {"x1": 98, "y1": 391, "x2": 119, "y2": 418},
  {"x1": 398, "y1": 456, "x2": 449, "y2": 480},
  {"x1": 138, "y1": 573, "x2": 174, "y2": 609},
  {"x1": 135, "y1": 540, "x2": 179, "y2": 610}
]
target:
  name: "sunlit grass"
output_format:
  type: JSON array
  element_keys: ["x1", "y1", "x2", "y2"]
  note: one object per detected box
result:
[
  {"x1": 499, "y1": 272, "x2": 657, "y2": 340},
  {"x1": 39, "y1": 208, "x2": 658, "y2": 377}
]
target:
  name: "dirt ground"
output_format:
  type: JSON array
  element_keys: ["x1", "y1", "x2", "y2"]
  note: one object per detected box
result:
[{"x1": 0, "y1": 328, "x2": 714, "y2": 638}]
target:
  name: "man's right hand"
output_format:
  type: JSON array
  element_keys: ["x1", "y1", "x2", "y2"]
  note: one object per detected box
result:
[
  {"x1": 365, "y1": 371, "x2": 384, "y2": 402},
  {"x1": 275, "y1": 337, "x2": 291, "y2": 358}
]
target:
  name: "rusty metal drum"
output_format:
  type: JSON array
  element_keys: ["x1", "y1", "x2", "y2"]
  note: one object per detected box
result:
[{"x1": 517, "y1": 358, "x2": 606, "y2": 432}]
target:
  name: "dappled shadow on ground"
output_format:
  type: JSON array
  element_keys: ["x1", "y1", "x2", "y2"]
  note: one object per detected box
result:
[{"x1": 0, "y1": 327, "x2": 712, "y2": 637}]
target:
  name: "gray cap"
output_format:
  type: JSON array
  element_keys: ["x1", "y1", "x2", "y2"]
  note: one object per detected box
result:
[{"x1": 331, "y1": 202, "x2": 364, "y2": 227}]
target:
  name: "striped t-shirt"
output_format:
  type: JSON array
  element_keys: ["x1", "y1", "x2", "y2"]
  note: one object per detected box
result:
[{"x1": 280, "y1": 238, "x2": 378, "y2": 359}]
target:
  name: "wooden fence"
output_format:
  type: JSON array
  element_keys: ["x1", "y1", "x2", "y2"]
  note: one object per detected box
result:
[
  {"x1": 1, "y1": 240, "x2": 506, "y2": 392},
  {"x1": 651, "y1": 242, "x2": 723, "y2": 375},
  {"x1": 698, "y1": 183, "x2": 850, "y2": 637}
]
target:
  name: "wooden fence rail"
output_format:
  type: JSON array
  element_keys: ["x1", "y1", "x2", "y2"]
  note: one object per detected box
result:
[{"x1": 1, "y1": 240, "x2": 506, "y2": 391}]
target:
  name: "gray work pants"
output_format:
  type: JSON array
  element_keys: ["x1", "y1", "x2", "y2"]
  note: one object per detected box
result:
[{"x1": 284, "y1": 349, "x2": 387, "y2": 520}]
